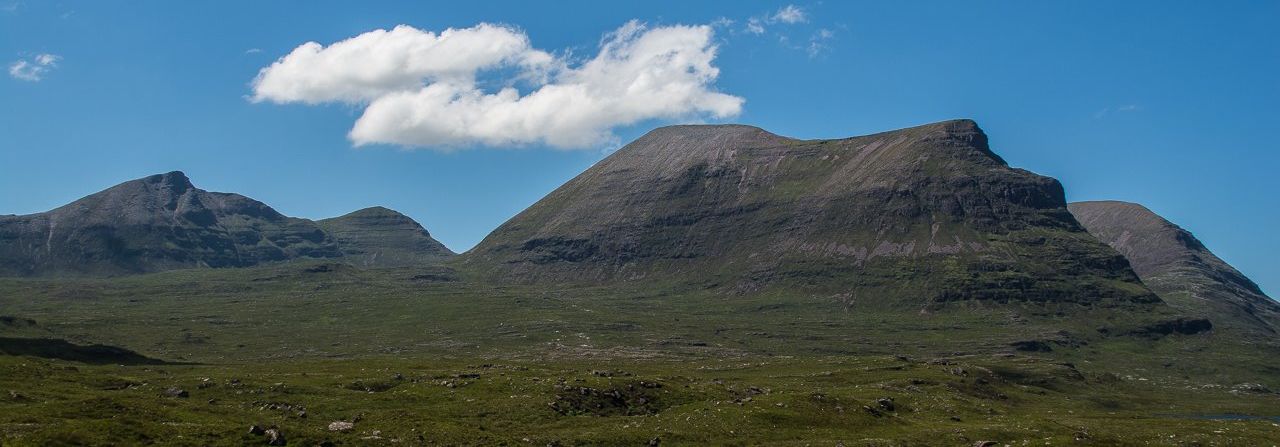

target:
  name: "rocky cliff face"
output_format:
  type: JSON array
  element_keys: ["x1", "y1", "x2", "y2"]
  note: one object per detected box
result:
[
  {"x1": 0, "y1": 172, "x2": 450, "y2": 276},
  {"x1": 318, "y1": 207, "x2": 454, "y2": 267},
  {"x1": 466, "y1": 120, "x2": 1156, "y2": 308},
  {"x1": 1070, "y1": 201, "x2": 1280, "y2": 335}
]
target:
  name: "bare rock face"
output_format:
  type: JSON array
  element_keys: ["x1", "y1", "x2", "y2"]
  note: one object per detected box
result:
[
  {"x1": 466, "y1": 120, "x2": 1156, "y2": 308},
  {"x1": 1069, "y1": 201, "x2": 1280, "y2": 335},
  {"x1": 318, "y1": 207, "x2": 454, "y2": 267}
]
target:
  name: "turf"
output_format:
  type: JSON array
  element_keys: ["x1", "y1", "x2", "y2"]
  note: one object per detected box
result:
[{"x1": 1, "y1": 261, "x2": 1278, "y2": 445}]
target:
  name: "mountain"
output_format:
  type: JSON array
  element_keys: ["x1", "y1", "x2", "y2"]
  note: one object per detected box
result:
[
  {"x1": 1069, "y1": 201, "x2": 1280, "y2": 335},
  {"x1": 0, "y1": 172, "x2": 450, "y2": 276},
  {"x1": 466, "y1": 120, "x2": 1158, "y2": 309},
  {"x1": 0, "y1": 171, "x2": 340, "y2": 276},
  {"x1": 318, "y1": 207, "x2": 454, "y2": 267}
]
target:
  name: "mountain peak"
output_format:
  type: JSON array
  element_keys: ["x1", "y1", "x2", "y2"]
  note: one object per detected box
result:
[
  {"x1": 1069, "y1": 200, "x2": 1279, "y2": 334},
  {"x1": 140, "y1": 170, "x2": 195, "y2": 193},
  {"x1": 1070, "y1": 200, "x2": 1156, "y2": 220},
  {"x1": 877, "y1": 118, "x2": 999, "y2": 164},
  {"x1": 469, "y1": 119, "x2": 1151, "y2": 309},
  {"x1": 0, "y1": 170, "x2": 343, "y2": 276},
  {"x1": 341, "y1": 206, "x2": 406, "y2": 218},
  {"x1": 626, "y1": 123, "x2": 793, "y2": 155},
  {"x1": 318, "y1": 206, "x2": 454, "y2": 267},
  {"x1": 1068, "y1": 200, "x2": 1199, "y2": 258},
  {"x1": 640, "y1": 123, "x2": 778, "y2": 138}
]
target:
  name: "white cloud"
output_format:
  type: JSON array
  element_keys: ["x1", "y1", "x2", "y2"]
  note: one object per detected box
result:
[
  {"x1": 745, "y1": 4, "x2": 808, "y2": 34},
  {"x1": 251, "y1": 23, "x2": 555, "y2": 105},
  {"x1": 773, "y1": 5, "x2": 807, "y2": 24},
  {"x1": 252, "y1": 21, "x2": 743, "y2": 150},
  {"x1": 8, "y1": 53, "x2": 60, "y2": 81},
  {"x1": 807, "y1": 28, "x2": 835, "y2": 58},
  {"x1": 244, "y1": 48, "x2": 262, "y2": 54}
]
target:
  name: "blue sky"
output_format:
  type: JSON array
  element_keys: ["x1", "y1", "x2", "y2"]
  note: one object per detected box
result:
[{"x1": 1, "y1": 1, "x2": 1277, "y2": 296}]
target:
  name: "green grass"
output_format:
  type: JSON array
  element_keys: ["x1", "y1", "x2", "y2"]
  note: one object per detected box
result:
[
  {"x1": 3, "y1": 355, "x2": 1278, "y2": 446},
  {"x1": 1, "y1": 261, "x2": 1279, "y2": 445}
]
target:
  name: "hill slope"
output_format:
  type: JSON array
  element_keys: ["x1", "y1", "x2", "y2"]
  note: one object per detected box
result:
[
  {"x1": 318, "y1": 206, "x2": 455, "y2": 267},
  {"x1": 0, "y1": 172, "x2": 452, "y2": 276},
  {"x1": 1069, "y1": 200, "x2": 1280, "y2": 336},
  {"x1": 0, "y1": 171, "x2": 341, "y2": 276},
  {"x1": 466, "y1": 120, "x2": 1156, "y2": 308}
]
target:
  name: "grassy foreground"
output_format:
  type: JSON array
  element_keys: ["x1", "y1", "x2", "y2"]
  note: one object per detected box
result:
[
  {"x1": 1, "y1": 262, "x2": 1278, "y2": 445},
  {"x1": 3, "y1": 355, "x2": 1279, "y2": 446}
]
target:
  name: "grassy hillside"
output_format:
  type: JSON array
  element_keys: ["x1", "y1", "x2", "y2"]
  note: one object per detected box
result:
[{"x1": 1, "y1": 261, "x2": 1278, "y2": 444}]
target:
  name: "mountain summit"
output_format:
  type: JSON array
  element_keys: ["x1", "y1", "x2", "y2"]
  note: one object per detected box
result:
[
  {"x1": 467, "y1": 120, "x2": 1156, "y2": 308},
  {"x1": 0, "y1": 172, "x2": 450, "y2": 276},
  {"x1": 318, "y1": 206, "x2": 454, "y2": 267},
  {"x1": 1070, "y1": 200, "x2": 1280, "y2": 335}
]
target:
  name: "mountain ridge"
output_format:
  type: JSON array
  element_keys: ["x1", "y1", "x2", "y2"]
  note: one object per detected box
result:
[
  {"x1": 463, "y1": 118, "x2": 1159, "y2": 311},
  {"x1": 318, "y1": 206, "x2": 455, "y2": 267},
  {"x1": 1069, "y1": 200, "x2": 1280, "y2": 336},
  {"x1": 0, "y1": 171, "x2": 451, "y2": 276}
]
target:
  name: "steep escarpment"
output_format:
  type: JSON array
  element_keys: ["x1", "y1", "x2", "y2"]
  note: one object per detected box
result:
[
  {"x1": 1070, "y1": 201, "x2": 1280, "y2": 335},
  {"x1": 466, "y1": 120, "x2": 1156, "y2": 308}
]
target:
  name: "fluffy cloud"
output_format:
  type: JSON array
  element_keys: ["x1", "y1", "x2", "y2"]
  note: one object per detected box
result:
[
  {"x1": 252, "y1": 21, "x2": 740, "y2": 149},
  {"x1": 8, "y1": 53, "x2": 59, "y2": 81}
]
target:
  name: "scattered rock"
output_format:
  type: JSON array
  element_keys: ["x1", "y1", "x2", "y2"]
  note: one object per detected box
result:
[
  {"x1": 876, "y1": 397, "x2": 895, "y2": 412},
  {"x1": 248, "y1": 425, "x2": 266, "y2": 435},
  {"x1": 592, "y1": 369, "x2": 631, "y2": 377},
  {"x1": 265, "y1": 428, "x2": 286, "y2": 445},
  {"x1": 163, "y1": 387, "x2": 189, "y2": 398},
  {"x1": 328, "y1": 421, "x2": 355, "y2": 432},
  {"x1": 1232, "y1": 383, "x2": 1273, "y2": 394},
  {"x1": 549, "y1": 381, "x2": 667, "y2": 416},
  {"x1": 974, "y1": 442, "x2": 997, "y2": 447},
  {"x1": 648, "y1": 436, "x2": 661, "y2": 446}
]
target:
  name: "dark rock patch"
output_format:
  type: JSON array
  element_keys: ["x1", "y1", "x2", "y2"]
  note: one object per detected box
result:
[
  {"x1": 1126, "y1": 318, "x2": 1214, "y2": 338},
  {"x1": 549, "y1": 381, "x2": 668, "y2": 416}
]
